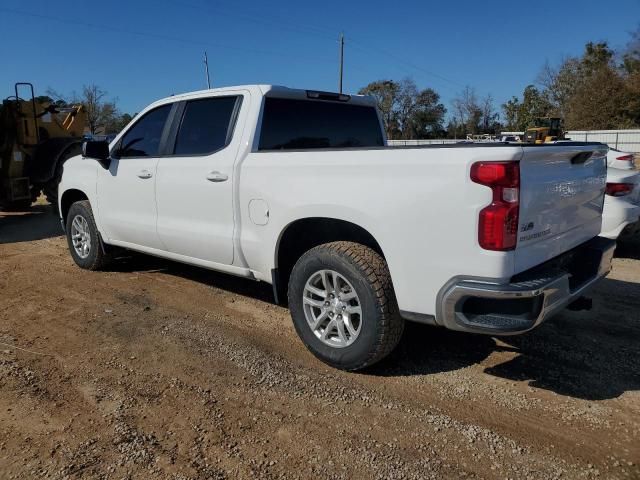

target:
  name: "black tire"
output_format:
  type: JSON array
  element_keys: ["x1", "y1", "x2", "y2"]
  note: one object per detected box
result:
[
  {"x1": 65, "y1": 200, "x2": 111, "y2": 270},
  {"x1": 44, "y1": 143, "x2": 82, "y2": 213},
  {"x1": 288, "y1": 241, "x2": 404, "y2": 371}
]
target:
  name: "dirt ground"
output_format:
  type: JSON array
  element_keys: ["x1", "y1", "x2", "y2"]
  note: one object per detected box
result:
[{"x1": 0, "y1": 205, "x2": 639, "y2": 480}]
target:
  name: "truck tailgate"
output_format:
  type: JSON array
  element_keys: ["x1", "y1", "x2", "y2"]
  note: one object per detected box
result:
[{"x1": 515, "y1": 144, "x2": 608, "y2": 273}]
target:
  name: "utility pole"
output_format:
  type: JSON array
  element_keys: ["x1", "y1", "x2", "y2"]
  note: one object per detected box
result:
[
  {"x1": 338, "y1": 33, "x2": 344, "y2": 93},
  {"x1": 204, "y1": 51, "x2": 211, "y2": 89}
]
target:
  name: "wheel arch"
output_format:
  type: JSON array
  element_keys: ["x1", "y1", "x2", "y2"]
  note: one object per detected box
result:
[
  {"x1": 272, "y1": 217, "x2": 385, "y2": 304},
  {"x1": 60, "y1": 188, "x2": 89, "y2": 225}
]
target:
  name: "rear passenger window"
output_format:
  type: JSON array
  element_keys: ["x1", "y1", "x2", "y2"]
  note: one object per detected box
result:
[
  {"x1": 258, "y1": 97, "x2": 384, "y2": 150},
  {"x1": 173, "y1": 96, "x2": 239, "y2": 155},
  {"x1": 117, "y1": 104, "x2": 171, "y2": 158}
]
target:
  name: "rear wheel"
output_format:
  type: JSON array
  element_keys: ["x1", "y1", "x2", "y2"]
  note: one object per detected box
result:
[
  {"x1": 288, "y1": 241, "x2": 404, "y2": 371},
  {"x1": 65, "y1": 200, "x2": 111, "y2": 270}
]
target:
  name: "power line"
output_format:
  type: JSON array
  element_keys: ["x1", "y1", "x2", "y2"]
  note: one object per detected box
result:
[
  {"x1": 1, "y1": 6, "x2": 472, "y2": 96},
  {"x1": 347, "y1": 37, "x2": 467, "y2": 90},
  {"x1": 157, "y1": 0, "x2": 469, "y2": 91},
  {"x1": 171, "y1": 0, "x2": 338, "y2": 42},
  {"x1": 0, "y1": 7, "x2": 337, "y2": 65}
]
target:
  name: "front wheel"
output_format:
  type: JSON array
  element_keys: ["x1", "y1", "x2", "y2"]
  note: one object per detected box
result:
[
  {"x1": 65, "y1": 200, "x2": 111, "y2": 270},
  {"x1": 288, "y1": 241, "x2": 404, "y2": 371}
]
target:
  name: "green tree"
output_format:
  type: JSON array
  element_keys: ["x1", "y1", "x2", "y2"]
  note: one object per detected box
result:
[
  {"x1": 621, "y1": 25, "x2": 640, "y2": 126},
  {"x1": 445, "y1": 120, "x2": 462, "y2": 139},
  {"x1": 359, "y1": 78, "x2": 446, "y2": 139},
  {"x1": 45, "y1": 85, "x2": 122, "y2": 134},
  {"x1": 566, "y1": 66, "x2": 631, "y2": 129},
  {"x1": 105, "y1": 113, "x2": 133, "y2": 134},
  {"x1": 451, "y1": 86, "x2": 480, "y2": 135},
  {"x1": 81, "y1": 84, "x2": 119, "y2": 135},
  {"x1": 451, "y1": 87, "x2": 500, "y2": 136},
  {"x1": 538, "y1": 41, "x2": 637, "y2": 129},
  {"x1": 406, "y1": 88, "x2": 447, "y2": 138},
  {"x1": 501, "y1": 85, "x2": 553, "y2": 131},
  {"x1": 358, "y1": 80, "x2": 401, "y2": 138},
  {"x1": 537, "y1": 58, "x2": 581, "y2": 119},
  {"x1": 566, "y1": 43, "x2": 630, "y2": 129},
  {"x1": 502, "y1": 97, "x2": 520, "y2": 131},
  {"x1": 480, "y1": 94, "x2": 501, "y2": 134},
  {"x1": 622, "y1": 24, "x2": 640, "y2": 74}
]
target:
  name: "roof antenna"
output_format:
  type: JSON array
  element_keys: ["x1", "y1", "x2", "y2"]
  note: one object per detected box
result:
[{"x1": 204, "y1": 51, "x2": 212, "y2": 89}]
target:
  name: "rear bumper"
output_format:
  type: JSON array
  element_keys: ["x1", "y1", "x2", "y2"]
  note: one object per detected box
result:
[{"x1": 436, "y1": 237, "x2": 616, "y2": 335}]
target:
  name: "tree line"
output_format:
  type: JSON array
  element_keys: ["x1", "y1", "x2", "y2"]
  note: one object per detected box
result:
[
  {"x1": 361, "y1": 25, "x2": 640, "y2": 139},
  {"x1": 358, "y1": 79, "x2": 501, "y2": 140},
  {"x1": 41, "y1": 85, "x2": 132, "y2": 135},
  {"x1": 504, "y1": 32, "x2": 640, "y2": 131}
]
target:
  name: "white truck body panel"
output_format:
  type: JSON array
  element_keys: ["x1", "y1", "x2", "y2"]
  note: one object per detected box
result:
[{"x1": 600, "y1": 167, "x2": 640, "y2": 239}]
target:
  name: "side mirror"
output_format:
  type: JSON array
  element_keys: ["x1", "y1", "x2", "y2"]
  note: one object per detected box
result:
[{"x1": 82, "y1": 141, "x2": 111, "y2": 169}]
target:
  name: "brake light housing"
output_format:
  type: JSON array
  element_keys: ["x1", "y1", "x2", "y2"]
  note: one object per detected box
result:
[
  {"x1": 471, "y1": 161, "x2": 520, "y2": 251},
  {"x1": 605, "y1": 182, "x2": 634, "y2": 197},
  {"x1": 615, "y1": 154, "x2": 635, "y2": 168}
]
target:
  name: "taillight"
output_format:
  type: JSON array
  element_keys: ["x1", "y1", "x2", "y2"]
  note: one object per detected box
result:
[
  {"x1": 471, "y1": 161, "x2": 520, "y2": 251},
  {"x1": 616, "y1": 154, "x2": 635, "y2": 167},
  {"x1": 605, "y1": 182, "x2": 634, "y2": 197}
]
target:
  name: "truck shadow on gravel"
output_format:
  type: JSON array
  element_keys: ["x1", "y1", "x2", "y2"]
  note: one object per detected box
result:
[
  {"x1": 109, "y1": 252, "x2": 499, "y2": 377},
  {"x1": 370, "y1": 323, "x2": 496, "y2": 377},
  {"x1": 483, "y1": 277, "x2": 640, "y2": 401},
  {"x1": 106, "y1": 251, "x2": 275, "y2": 302},
  {"x1": 107, "y1": 252, "x2": 639, "y2": 401},
  {"x1": 0, "y1": 204, "x2": 62, "y2": 244},
  {"x1": 614, "y1": 237, "x2": 640, "y2": 260},
  {"x1": 368, "y1": 276, "x2": 640, "y2": 401}
]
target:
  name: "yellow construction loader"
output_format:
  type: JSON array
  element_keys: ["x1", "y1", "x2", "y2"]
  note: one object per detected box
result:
[
  {"x1": 0, "y1": 83, "x2": 86, "y2": 210},
  {"x1": 523, "y1": 117, "x2": 566, "y2": 144}
]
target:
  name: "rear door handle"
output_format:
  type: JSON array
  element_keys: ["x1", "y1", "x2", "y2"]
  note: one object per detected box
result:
[
  {"x1": 206, "y1": 171, "x2": 228, "y2": 182},
  {"x1": 137, "y1": 169, "x2": 153, "y2": 179}
]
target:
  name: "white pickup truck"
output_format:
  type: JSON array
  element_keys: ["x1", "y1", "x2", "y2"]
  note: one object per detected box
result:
[{"x1": 59, "y1": 85, "x2": 615, "y2": 370}]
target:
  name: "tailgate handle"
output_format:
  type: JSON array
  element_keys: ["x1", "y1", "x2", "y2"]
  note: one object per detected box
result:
[{"x1": 571, "y1": 151, "x2": 593, "y2": 165}]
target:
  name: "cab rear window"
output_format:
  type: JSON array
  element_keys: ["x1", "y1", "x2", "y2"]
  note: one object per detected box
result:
[{"x1": 258, "y1": 97, "x2": 383, "y2": 151}]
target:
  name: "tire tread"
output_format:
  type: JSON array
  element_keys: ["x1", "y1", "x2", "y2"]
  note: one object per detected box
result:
[
  {"x1": 66, "y1": 200, "x2": 111, "y2": 271},
  {"x1": 290, "y1": 241, "x2": 404, "y2": 370}
]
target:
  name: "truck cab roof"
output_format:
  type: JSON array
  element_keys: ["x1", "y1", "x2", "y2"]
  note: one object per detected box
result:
[{"x1": 146, "y1": 85, "x2": 376, "y2": 110}]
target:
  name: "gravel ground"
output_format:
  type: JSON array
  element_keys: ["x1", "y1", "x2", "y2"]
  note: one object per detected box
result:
[{"x1": 0, "y1": 205, "x2": 639, "y2": 479}]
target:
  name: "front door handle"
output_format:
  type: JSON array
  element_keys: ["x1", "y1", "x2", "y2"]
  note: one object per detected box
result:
[
  {"x1": 137, "y1": 169, "x2": 153, "y2": 179},
  {"x1": 206, "y1": 171, "x2": 228, "y2": 182}
]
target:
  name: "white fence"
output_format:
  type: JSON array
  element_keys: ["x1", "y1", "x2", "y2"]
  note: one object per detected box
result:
[
  {"x1": 565, "y1": 130, "x2": 640, "y2": 153},
  {"x1": 389, "y1": 129, "x2": 640, "y2": 153}
]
